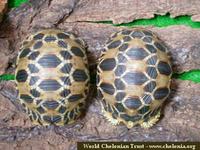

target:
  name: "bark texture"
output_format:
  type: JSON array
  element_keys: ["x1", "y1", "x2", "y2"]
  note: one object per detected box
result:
[
  {"x1": 0, "y1": 0, "x2": 200, "y2": 149},
  {"x1": 0, "y1": 0, "x2": 7, "y2": 23}
]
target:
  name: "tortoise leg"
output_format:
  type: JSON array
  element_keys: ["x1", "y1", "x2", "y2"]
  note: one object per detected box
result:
[
  {"x1": 102, "y1": 109, "x2": 120, "y2": 126},
  {"x1": 140, "y1": 110, "x2": 161, "y2": 129}
]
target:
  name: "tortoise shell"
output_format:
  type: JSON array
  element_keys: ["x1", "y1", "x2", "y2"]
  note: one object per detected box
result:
[
  {"x1": 15, "y1": 29, "x2": 90, "y2": 126},
  {"x1": 97, "y1": 28, "x2": 172, "y2": 128}
]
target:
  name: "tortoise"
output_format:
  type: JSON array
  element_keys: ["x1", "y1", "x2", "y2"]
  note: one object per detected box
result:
[
  {"x1": 97, "y1": 28, "x2": 172, "y2": 128},
  {"x1": 15, "y1": 29, "x2": 90, "y2": 126}
]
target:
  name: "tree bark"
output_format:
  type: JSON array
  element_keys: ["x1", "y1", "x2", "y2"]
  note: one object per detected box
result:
[{"x1": 0, "y1": 0, "x2": 200, "y2": 149}]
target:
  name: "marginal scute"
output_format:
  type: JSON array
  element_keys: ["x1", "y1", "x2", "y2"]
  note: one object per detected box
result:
[
  {"x1": 16, "y1": 70, "x2": 28, "y2": 82},
  {"x1": 33, "y1": 33, "x2": 44, "y2": 40},
  {"x1": 20, "y1": 94, "x2": 33, "y2": 103},
  {"x1": 19, "y1": 48, "x2": 31, "y2": 58},
  {"x1": 154, "y1": 88, "x2": 169, "y2": 100},
  {"x1": 57, "y1": 33, "x2": 69, "y2": 39},
  {"x1": 44, "y1": 36, "x2": 57, "y2": 42},
  {"x1": 157, "y1": 61, "x2": 172, "y2": 76},
  {"x1": 154, "y1": 41, "x2": 166, "y2": 52},
  {"x1": 71, "y1": 46, "x2": 84, "y2": 57}
]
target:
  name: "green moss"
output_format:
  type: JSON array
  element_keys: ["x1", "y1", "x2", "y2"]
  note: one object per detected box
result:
[
  {"x1": 94, "y1": 14, "x2": 200, "y2": 28},
  {"x1": 8, "y1": 0, "x2": 28, "y2": 8},
  {"x1": 173, "y1": 70, "x2": 200, "y2": 83},
  {"x1": 0, "y1": 74, "x2": 15, "y2": 81}
]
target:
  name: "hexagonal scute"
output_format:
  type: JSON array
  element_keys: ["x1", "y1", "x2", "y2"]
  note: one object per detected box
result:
[
  {"x1": 60, "y1": 63, "x2": 72, "y2": 74},
  {"x1": 33, "y1": 41, "x2": 43, "y2": 49},
  {"x1": 115, "y1": 92, "x2": 126, "y2": 101},
  {"x1": 99, "y1": 82, "x2": 115, "y2": 95},
  {"x1": 29, "y1": 76, "x2": 40, "y2": 86},
  {"x1": 38, "y1": 54, "x2": 61, "y2": 68},
  {"x1": 60, "y1": 51, "x2": 72, "y2": 60},
  {"x1": 42, "y1": 100, "x2": 59, "y2": 110},
  {"x1": 117, "y1": 53, "x2": 128, "y2": 63},
  {"x1": 107, "y1": 40, "x2": 122, "y2": 49},
  {"x1": 146, "y1": 55, "x2": 157, "y2": 65},
  {"x1": 146, "y1": 67, "x2": 158, "y2": 79},
  {"x1": 30, "y1": 89, "x2": 40, "y2": 97},
  {"x1": 99, "y1": 58, "x2": 116, "y2": 71},
  {"x1": 123, "y1": 72, "x2": 148, "y2": 85},
  {"x1": 28, "y1": 51, "x2": 40, "y2": 60},
  {"x1": 119, "y1": 43, "x2": 129, "y2": 51},
  {"x1": 28, "y1": 64, "x2": 39, "y2": 73},
  {"x1": 145, "y1": 44, "x2": 157, "y2": 53},
  {"x1": 124, "y1": 96, "x2": 142, "y2": 109},
  {"x1": 60, "y1": 89, "x2": 71, "y2": 97},
  {"x1": 114, "y1": 79, "x2": 125, "y2": 90},
  {"x1": 39, "y1": 79, "x2": 61, "y2": 91},
  {"x1": 144, "y1": 81, "x2": 156, "y2": 92},
  {"x1": 142, "y1": 94, "x2": 152, "y2": 104},
  {"x1": 126, "y1": 48, "x2": 148, "y2": 60},
  {"x1": 72, "y1": 69, "x2": 88, "y2": 82},
  {"x1": 157, "y1": 61, "x2": 172, "y2": 76},
  {"x1": 114, "y1": 65, "x2": 126, "y2": 76}
]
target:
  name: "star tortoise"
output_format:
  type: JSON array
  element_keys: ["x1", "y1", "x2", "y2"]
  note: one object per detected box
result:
[
  {"x1": 97, "y1": 28, "x2": 172, "y2": 128},
  {"x1": 15, "y1": 29, "x2": 90, "y2": 126}
]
